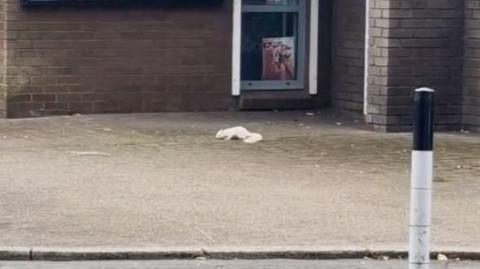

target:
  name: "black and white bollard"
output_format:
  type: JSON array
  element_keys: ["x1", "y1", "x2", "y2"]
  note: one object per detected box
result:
[{"x1": 409, "y1": 88, "x2": 435, "y2": 269}]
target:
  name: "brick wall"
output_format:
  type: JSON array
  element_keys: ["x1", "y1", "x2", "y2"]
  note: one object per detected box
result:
[
  {"x1": 331, "y1": 0, "x2": 365, "y2": 113},
  {"x1": 464, "y1": 0, "x2": 480, "y2": 131},
  {"x1": 310, "y1": 0, "x2": 332, "y2": 107},
  {"x1": 367, "y1": 0, "x2": 464, "y2": 131},
  {"x1": 4, "y1": 0, "x2": 233, "y2": 118}
]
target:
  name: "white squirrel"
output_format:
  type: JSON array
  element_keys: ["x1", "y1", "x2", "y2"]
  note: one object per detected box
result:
[{"x1": 216, "y1": 126, "x2": 263, "y2": 144}]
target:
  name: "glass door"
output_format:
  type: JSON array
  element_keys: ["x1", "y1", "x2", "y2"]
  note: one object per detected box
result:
[{"x1": 241, "y1": 0, "x2": 306, "y2": 90}]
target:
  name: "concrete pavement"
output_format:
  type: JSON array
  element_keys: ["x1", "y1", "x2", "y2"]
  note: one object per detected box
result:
[
  {"x1": 0, "y1": 259, "x2": 478, "y2": 269},
  {"x1": 0, "y1": 111, "x2": 478, "y2": 252}
]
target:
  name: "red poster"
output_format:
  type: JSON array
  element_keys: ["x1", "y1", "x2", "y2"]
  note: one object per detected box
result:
[{"x1": 262, "y1": 37, "x2": 295, "y2": 81}]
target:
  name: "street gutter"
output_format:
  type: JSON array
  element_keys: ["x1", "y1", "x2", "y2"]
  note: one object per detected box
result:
[{"x1": 1, "y1": 246, "x2": 480, "y2": 261}]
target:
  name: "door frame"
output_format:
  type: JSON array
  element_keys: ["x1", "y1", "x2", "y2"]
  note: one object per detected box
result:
[
  {"x1": 231, "y1": 0, "x2": 319, "y2": 96},
  {"x1": 240, "y1": 2, "x2": 306, "y2": 91}
]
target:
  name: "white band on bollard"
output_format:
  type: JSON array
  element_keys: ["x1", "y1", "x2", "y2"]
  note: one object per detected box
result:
[{"x1": 409, "y1": 151, "x2": 433, "y2": 267}]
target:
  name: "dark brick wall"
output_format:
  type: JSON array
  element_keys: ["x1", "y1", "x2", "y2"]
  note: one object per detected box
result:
[
  {"x1": 311, "y1": 0, "x2": 332, "y2": 107},
  {"x1": 1, "y1": 0, "x2": 472, "y2": 128},
  {"x1": 331, "y1": 0, "x2": 365, "y2": 113},
  {"x1": 4, "y1": 0, "x2": 233, "y2": 118},
  {"x1": 464, "y1": 0, "x2": 480, "y2": 131},
  {"x1": 367, "y1": 0, "x2": 464, "y2": 131}
]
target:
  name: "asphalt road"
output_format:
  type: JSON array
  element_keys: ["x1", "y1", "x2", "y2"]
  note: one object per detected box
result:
[{"x1": 0, "y1": 260, "x2": 478, "y2": 269}]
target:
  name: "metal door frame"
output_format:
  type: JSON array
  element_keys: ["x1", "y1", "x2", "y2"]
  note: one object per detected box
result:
[{"x1": 240, "y1": 0, "x2": 307, "y2": 91}]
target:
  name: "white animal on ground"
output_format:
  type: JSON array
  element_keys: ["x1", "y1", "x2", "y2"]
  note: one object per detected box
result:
[
  {"x1": 243, "y1": 132, "x2": 263, "y2": 144},
  {"x1": 216, "y1": 126, "x2": 263, "y2": 144},
  {"x1": 216, "y1": 126, "x2": 250, "y2": 140}
]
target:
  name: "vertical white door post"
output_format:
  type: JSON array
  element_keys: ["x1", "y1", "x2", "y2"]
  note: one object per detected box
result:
[
  {"x1": 232, "y1": 0, "x2": 242, "y2": 96},
  {"x1": 308, "y1": 0, "x2": 319, "y2": 95},
  {"x1": 363, "y1": 0, "x2": 370, "y2": 115}
]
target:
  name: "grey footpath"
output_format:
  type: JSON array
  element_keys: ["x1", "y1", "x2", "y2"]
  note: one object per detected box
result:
[
  {"x1": 1, "y1": 246, "x2": 480, "y2": 261},
  {"x1": 1, "y1": 113, "x2": 479, "y2": 262},
  {"x1": 0, "y1": 260, "x2": 479, "y2": 269},
  {"x1": 1, "y1": 113, "x2": 479, "y2": 250}
]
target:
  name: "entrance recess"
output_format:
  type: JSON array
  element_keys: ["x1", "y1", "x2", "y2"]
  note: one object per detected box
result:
[
  {"x1": 240, "y1": 0, "x2": 306, "y2": 91},
  {"x1": 231, "y1": 0, "x2": 319, "y2": 96}
]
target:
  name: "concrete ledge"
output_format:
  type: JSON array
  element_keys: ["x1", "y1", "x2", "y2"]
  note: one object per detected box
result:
[
  {"x1": 0, "y1": 246, "x2": 478, "y2": 261},
  {"x1": 0, "y1": 248, "x2": 30, "y2": 260},
  {"x1": 31, "y1": 247, "x2": 203, "y2": 261},
  {"x1": 202, "y1": 246, "x2": 372, "y2": 259},
  {"x1": 429, "y1": 248, "x2": 480, "y2": 261}
]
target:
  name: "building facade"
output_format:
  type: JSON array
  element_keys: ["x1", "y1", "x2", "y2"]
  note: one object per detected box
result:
[{"x1": 0, "y1": 0, "x2": 478, "y2": 132}]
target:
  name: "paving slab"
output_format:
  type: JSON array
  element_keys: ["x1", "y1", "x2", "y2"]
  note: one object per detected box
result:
[{"x1": 0, "y1": 111, "x2": 478, "y2": 250}]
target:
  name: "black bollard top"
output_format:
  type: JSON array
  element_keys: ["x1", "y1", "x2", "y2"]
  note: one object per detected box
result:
[{"x1": 413, "y1": 88, "x2": 435, "y2": 151}]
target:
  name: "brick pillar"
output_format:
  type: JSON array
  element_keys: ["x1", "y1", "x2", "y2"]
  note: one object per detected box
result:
[
  {"x1": 464, "y1": 0, "x2": 480, "y2": 131},
  {"x1": 367, "y1": 0, "x2": 464, "y2": 131}
]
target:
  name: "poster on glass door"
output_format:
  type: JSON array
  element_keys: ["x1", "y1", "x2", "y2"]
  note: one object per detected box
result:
[{"x1": 262, "y1": 37, "x2": 295, "y2": 81}]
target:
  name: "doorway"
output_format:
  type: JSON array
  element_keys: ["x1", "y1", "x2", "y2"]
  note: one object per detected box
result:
[{"x1": 240, "y1": 0, "x2": 306, "y2": 91}]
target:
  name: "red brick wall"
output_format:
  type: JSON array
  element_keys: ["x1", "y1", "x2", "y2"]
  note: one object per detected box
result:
[
  {"x1": 464, "y1": 0, "x2": 480, "y2": 131},
  {"x1": 4, "y1": 1, "x2": 234, "y2": 117}
]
